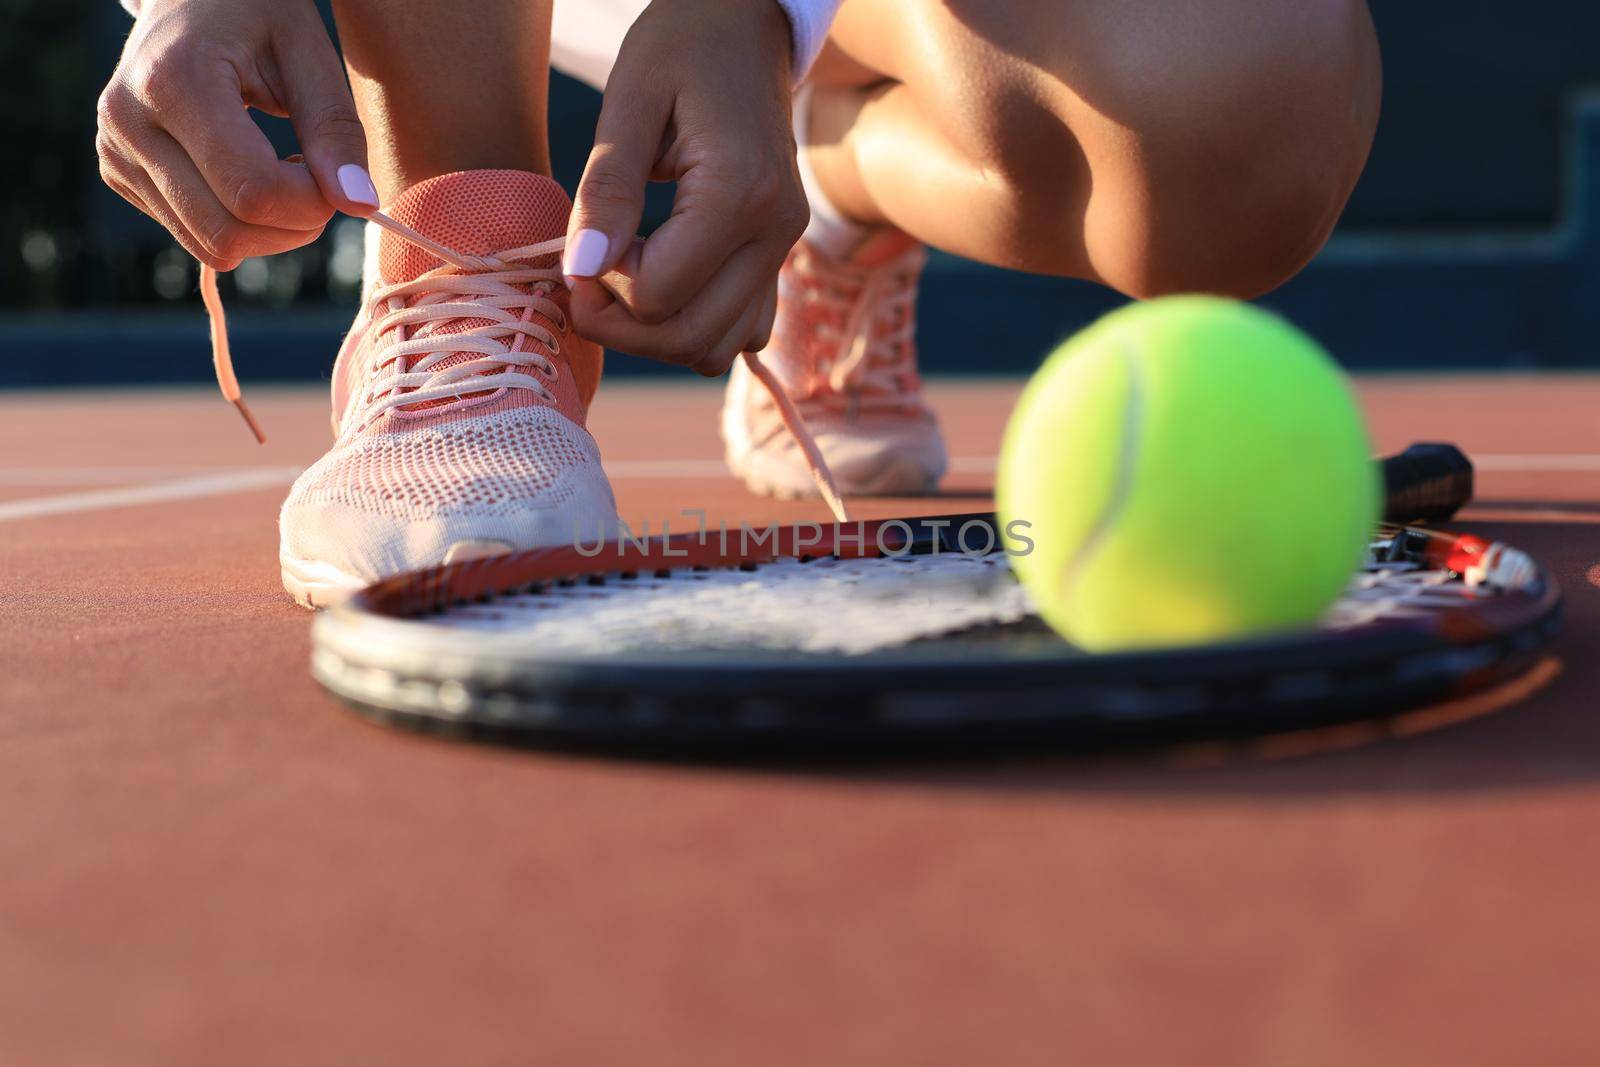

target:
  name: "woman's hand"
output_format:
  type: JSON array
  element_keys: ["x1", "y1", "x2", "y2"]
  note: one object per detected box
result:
[
  {"x1": 564, "y1": 0, "x2": 809, "y2": 376},
  {"x1": 96, "y1": 0, "x2": 377, "y2": 271}
]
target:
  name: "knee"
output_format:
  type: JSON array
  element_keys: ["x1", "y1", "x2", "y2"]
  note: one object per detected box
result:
[{"x1": 966, "y1": 0, "x2": 1382, "y2": 299}]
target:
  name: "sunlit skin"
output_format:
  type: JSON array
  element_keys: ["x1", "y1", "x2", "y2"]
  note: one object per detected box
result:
[
  {"x1": 807, "y1": 0, "x2": 1381, "y2": 298},
  {"x1": 98, "y1": 0, "x2": 1380, "y2": 372}
]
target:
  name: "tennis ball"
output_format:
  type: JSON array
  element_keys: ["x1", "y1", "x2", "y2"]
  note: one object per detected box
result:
[{"x1": 997, "y1": 296, "x2": 1378, "y2": 651}]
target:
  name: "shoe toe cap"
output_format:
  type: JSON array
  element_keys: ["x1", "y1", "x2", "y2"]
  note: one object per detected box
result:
[{"x1": 280, "y1": 410, "x2": 618, "y2": 590}]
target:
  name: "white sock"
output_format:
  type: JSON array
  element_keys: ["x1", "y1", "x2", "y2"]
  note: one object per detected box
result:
[
  {"x1": 360, "y1": 216, "x2": 383, "y2": 302},
  {"x1": 794, "y1": 85, "x2": 872, "y2": 260}
]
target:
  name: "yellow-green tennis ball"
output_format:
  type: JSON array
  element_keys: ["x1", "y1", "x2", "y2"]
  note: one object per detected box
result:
[{"x1": 997, "y1": 296, "x2": 1379, "y2": 652}]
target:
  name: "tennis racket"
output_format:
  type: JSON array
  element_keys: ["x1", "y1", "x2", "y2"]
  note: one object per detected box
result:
[{"x1": 311, "y1": 443, "x2": 1561, "y2": 754}]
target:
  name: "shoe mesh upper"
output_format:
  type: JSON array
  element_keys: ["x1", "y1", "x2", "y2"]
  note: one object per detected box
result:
[
  {"x1": 380, "y1": 170, "x2": 569, "y2": 281},
  {"x1": 286, "y1": 407, "x2": 601, "y2": 522}
]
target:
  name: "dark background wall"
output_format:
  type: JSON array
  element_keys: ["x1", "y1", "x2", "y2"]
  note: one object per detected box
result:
[{"x1": 4, "y1": 1, "x2": 1600, "y2": 383}]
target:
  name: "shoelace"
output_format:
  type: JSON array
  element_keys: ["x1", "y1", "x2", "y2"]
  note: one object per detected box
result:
[
  {"x1": 199, "y1": 211, "x2": 849, "y2": 523},
  {"x1": 792, "y1": 244, "x2": 919, "y2": 406},
  {"x1": 353, "y1": 233, "x2": 567, "y2": 426}
]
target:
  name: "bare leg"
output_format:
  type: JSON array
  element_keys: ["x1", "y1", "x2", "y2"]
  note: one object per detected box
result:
[
  {"x1": 330, "y1": 0, "x2": 555, "y2": 200},
  {"x1": 806, "y1": 0, "x2": 1382, "y2": 298}
]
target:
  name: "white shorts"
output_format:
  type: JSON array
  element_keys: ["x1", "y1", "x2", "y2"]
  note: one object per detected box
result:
[{"x1": 551, "y1": 0, "x2": 648, "y2": 91}]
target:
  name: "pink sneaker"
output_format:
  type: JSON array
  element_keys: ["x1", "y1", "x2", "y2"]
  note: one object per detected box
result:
[
  {"x1": 722, "y1": 231, "x2": 947, "y2": 499},
  {"x1": 277, "y1": 170, "x2": 617, "y2": 607}
]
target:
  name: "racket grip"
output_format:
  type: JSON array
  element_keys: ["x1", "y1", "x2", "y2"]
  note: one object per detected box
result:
[{"x1": 1381, "y1": 443, "x2": 1474, "y2": 524}]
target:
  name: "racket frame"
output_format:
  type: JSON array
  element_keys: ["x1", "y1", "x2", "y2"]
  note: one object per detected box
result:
[{"x1": 313, "y1": 515, "x2": 1562, "y2": 753}]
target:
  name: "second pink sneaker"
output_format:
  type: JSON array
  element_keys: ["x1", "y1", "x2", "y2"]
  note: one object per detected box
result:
[{"x1": 723, "y1": 230, "x2": 947, "y2": 499}]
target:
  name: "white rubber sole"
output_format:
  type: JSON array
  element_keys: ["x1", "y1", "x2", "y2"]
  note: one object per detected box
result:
[
  {"x1": 729, "y1": 450, "x2": 944, "y2": 501},
  {"x1": 280, "y1": 552, "x2": 367, "y2": 610},
  {"x1": 280, "y1": 538, "x2": 527, "y2": 609}
]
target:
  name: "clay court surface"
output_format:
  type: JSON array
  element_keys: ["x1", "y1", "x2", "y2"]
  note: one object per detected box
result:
[{"x1": 2, "y1": 375, "x2": 1598, "y2": 1065}]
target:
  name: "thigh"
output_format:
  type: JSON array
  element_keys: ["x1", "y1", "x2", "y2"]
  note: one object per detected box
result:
[
  {"x1": 821, "y1": 0, "x2": 1376, "y2": 129},
  {"x1": 816, "y1": 0, "x2": 1378, "y2": 296}
]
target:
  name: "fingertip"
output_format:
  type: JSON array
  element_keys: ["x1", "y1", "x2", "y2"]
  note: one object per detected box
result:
[
  {"x1": 303, "y1": 158, "x2": 376, "y2": 219},
  {"x1": 335, "y1": 162, "x2": 380, "y2": 215},
  {"x1": 562, "y1": 228, "x2": 611, "y2": 280}
]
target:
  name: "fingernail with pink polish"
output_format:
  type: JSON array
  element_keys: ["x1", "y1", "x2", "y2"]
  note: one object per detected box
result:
[
  {"x1": 337, "y1": 164, "x2": 379, "y2": 209},
  {"x1": 563, "y1": 229, "x2": 609, "y2": 279}
]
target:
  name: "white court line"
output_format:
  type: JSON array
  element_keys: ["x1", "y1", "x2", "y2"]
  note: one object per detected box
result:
[
  {"x1": 1474, "y1": 454, "x2": 1600, "y2": 472},
  {"x1": 0, "y1": 466, "x2": 253, "y2": 487},
  {"x1": 0, "y1": 468, "x2": 303, "y2": 524},
  {"x1": 0, "y1": 460, "x2": 738, "y2": 488},
  {"x1": 2, "y1": 453, "x2": 1597, "y2": 524},
  {"x1": 607, "y1": 458, "x2": 730, "y2": 478}
]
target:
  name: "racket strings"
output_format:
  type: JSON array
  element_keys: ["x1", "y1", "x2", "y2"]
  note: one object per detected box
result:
[
  {"x1": 435, "y1": 551, "x2": 1031, "y2": 656},
  {"x1": 195, "y1": 214, "x2": 851, "y2": 522},
  {"x1": 1332, "y1": 565, "x2": 1476, "y2": 626},
  {"x1": 409, "y1": 535, "x2": 1522, "y2": 658}
]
